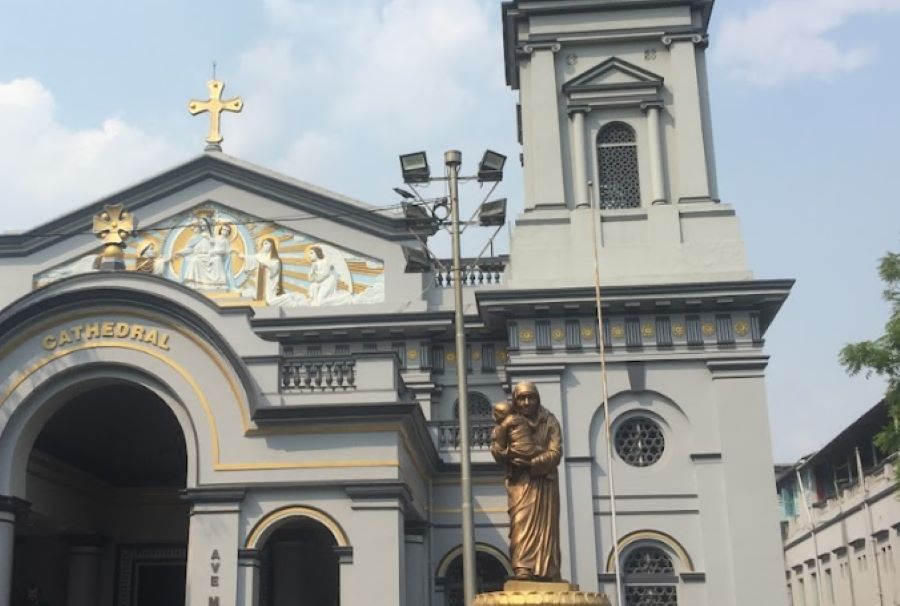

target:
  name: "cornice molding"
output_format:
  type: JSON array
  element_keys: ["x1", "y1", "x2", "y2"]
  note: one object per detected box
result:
[
  {"x1": 0, "y1": 153, "x2": 424, "y2": 258},
  {"x1": 662, "y1": 33, "x2": 709, "y2": 48}
]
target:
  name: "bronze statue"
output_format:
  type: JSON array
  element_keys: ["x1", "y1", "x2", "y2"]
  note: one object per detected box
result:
[{"x1": 490, "y1": 381, "x2": 563, "y2": 581}]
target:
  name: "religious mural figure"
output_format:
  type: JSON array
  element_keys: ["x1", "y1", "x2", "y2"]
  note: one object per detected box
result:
[
  {"x1": 134, "y1": 241, "x2": 171, "y2": 275},
  {"x1": 212, "y1": 222, "x2": 238, "y2": 290},
  {"x1": 247, "y1": 237, "x2": 284, "y2": 303},
  {"x1": 490, "y1": 381, "x2": 563, "y2": 581},
  {"x1": 34, "y1": 203, "x2": 386, "y2": 309},
  {"x1": 306, "y1": 244, "x2": 353, "y2": 306},
  {"x1": 178, "y1": 217, "x2": 228, "y2": 290}
]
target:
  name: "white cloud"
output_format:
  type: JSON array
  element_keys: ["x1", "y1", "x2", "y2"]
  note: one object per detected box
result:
[
  {"x1": 0, "y1": 78, "x2": 182, "y2": 230},
  {"x1": 228, "y1": 0, "x2": 504, "y2": 160},
  {"x1": 714, "y1": 0, "x2": 900, "y2": 86},
  {"x1": 275, "y1": 131, "x2": 342, "y2": 183}
]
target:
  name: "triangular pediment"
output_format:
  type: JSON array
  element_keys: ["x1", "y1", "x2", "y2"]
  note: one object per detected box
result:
[
  {"x1": 562, "y1": 57, "x2": 663, "y2": 95},
  {"x1": 6, "y1": 153, "x2": 424, "y2": 310}
]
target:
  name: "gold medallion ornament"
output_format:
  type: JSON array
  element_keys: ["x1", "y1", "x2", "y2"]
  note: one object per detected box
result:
[
  {"x1": 642, "y1": 324, "x2": 654, "y2": 338},
  {"x1": 519, "y1": 328, "x2": 535, "y2": 343},
  {"x1": 407, "y1": 348, "x2": 418, "y2": 360},
  {"x1": 497, "y1": 348, "x2": 509, "y2": 362},
  {"x1": 580, "y1": 326, "x2": 594, "y2": 339},
  {"x1": 93, "y1": 204, "x2": 135, "y2": 270},
  {"x1": 188, "y1": 79, "x2": 244, "y2": 150},
  {"x1": 735, "y1": 320, "x2": 750, "y2": 336},
  {"x1": 551, "y1": 328, "x2": 565, "y2": 342},
  {"x1": 610, "y1": 325, "x2": 625, "y2": 340},
  {"x1": 702, "y1": 322, "x2": 716, "y2": 336},
  {"x1": 446, "y1": 351, "x2": 457, "y2": 363},
  {"x1": 672, "y1": 323, "x2": 685, "y2": 337}
]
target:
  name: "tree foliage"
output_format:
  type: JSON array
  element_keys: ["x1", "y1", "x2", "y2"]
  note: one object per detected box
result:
[{"x1": 840, "y1": 251, "x2": 900, "y2": 456}]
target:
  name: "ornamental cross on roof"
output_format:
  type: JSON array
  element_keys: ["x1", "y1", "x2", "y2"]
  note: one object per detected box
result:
[{"x1": 188, "y1": 79, "x2": 243, "y2": 151}]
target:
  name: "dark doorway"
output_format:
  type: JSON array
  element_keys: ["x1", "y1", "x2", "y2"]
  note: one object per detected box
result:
[
  {"x1": 12, "y1": 383, "x2": 189, "y2": 606},
  {"x1": 443, "y1": 551, "x2": 508, "y2": 606},
  {"x1": 260, "y1": 518, "x2": 340, "y2": 606}
]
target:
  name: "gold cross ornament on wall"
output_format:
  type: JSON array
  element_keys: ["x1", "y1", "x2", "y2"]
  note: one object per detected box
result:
[
  {"x1": 93, "y1": 204, "x2": 135, "y2": 270},
  {"x1": 188, "y1": 80, "x2": 243, "y2": 150}
]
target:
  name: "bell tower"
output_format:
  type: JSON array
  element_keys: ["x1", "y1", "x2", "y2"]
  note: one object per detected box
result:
[{"x1": 503, "y1": 0, "x2": 749, "y2": 288}]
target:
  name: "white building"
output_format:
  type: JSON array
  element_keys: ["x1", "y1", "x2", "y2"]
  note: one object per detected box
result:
[
  {"x1": 0, "y1": 1, "x2": 791, "y2": 605},
  {"x1": 779, "y1": 400, "x2": 897, "y2": 606}
]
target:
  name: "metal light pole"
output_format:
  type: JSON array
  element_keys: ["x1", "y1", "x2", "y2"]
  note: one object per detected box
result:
[
  {"x1": 398, "y1": 147, "x2": 506, "y2": 605},
  {"x1": 446, "y1": 149, "x2": 477, "y2": 605}
]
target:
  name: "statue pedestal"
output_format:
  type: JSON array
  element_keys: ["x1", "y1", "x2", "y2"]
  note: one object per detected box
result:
[{"x1": 472, "y1": 580, "x2": 610, "y2": 605}]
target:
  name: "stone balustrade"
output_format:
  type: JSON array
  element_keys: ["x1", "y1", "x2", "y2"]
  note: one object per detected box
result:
[
  {"x1": 280, "y1": 356, "x2": 357, "y2": 392},
  {"x1": 430, "y1": 420, "x2": 496, "y2": 451}
]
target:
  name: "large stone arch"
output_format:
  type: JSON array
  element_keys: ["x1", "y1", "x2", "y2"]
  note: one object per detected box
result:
[{"x1": 0, "y1": 272, "x2": 261, "y2": 496}]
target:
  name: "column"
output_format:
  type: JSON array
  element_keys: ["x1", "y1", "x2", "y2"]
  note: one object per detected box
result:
[
  {"x1": 569, "y1": 107, "x2": 590, "y2": 209},
  {"x1": 642, "y1": 101, "x2": 667, "y2": 205},
  {"x1": 184, "y1": 489, "x2": 244, "y2": 606},
  {"x1": 237, "y1": 549, "x2": 260, "y2": 606},
  {"x1": 0, "y1": 497, "x2": 29, "y2": 606},
  {"x1": 65, "y1": 536, "x2": 104, "y2": 606}
]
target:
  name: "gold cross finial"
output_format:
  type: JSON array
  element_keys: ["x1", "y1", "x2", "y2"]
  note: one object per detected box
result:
[
  {"x1": 93, "y1": 204, "x2": 135, "y2": 270},
  {"x1": 188, "y1": 80, "x2": 243, "y2": 151}
]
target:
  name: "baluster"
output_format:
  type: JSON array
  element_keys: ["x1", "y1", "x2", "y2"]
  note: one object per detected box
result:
[
  {"x1": 281, "y1": 364, "x2": 292, "y2": 389},
  {"x1": 324, "y1": 362, "x2": 334, "y2": 389},
  {"x1": 334, "y1": 362, "x2": 345, "y2": 389},
  {"x1": 347, "y1": 361, "x2": 356, "y2": 387},
  {"x1": 313, "y1": 363, "x2": 323, "y2": 389},
  {"x1": 303, "y1": 362, "x2": 313, "y2": 390}
]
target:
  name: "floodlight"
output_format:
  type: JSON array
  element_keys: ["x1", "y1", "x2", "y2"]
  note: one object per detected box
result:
[
  {"x1": 402, "y1": 201, "x2": 434, "y2": 228},
  {"x1": 402, "y1": 245, "x2": 432, "y2": 273},
  {"x1": 399, "y1": 151, "x2": 430, "y2": 184},
  {"x1": 478, "y1": 198, "x2": 507, "y2": 226},
  {"x1": 393, "y1": 187, "x2": 416, "y2": 200},
  {"x1": 477, "y1": 150, "x2": 506, "y2": 183}
]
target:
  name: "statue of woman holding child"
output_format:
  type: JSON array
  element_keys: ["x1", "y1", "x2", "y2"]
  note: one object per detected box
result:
[{"x1": 490, "y1": 381, "x2": 563, "y2": 582}]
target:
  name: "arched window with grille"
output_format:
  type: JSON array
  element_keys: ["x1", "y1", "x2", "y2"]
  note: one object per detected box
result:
[
  {"x1": 597, "y1": 122, "x2": 641, "y2": 209},
  {"x1": 453, "y1": 392, "x2": 493, "y2": 420},
  {"x1": 622, "y1": 545, "x2": 679, "y2": 605}
]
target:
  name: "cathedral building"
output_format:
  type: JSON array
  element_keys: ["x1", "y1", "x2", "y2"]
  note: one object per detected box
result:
[{"x1": 0, "y1": 1, "x2": 791, "y2": 605}]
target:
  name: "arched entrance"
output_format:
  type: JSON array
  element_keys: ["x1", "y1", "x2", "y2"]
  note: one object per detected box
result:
[
  {"x1": 10, "y1": 382, "x2": 189, "y2": 606},
  {"x1": 257, "y1": 518, "x2": 340, "y2": 606}
]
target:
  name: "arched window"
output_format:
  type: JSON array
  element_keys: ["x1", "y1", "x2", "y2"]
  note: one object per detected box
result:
[
  {"x1": 622, "y1": 546, "x2": 678, "y2": 605},
  {"x1": 441, "y1": 550, "x2": 509, "y2": 606},
  {"x1": 453, "y1": 392, "x2": 493, "y2": 420},
  {"x1": 597, "y1": 122, "x2": 641, "y2": 209}
]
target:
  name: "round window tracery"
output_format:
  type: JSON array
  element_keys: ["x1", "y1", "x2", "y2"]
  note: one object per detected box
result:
[{"x1": 614, "y1": 416, "x2": 665, "y2": 467}]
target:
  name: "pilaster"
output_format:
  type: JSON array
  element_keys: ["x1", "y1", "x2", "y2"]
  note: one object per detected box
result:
[
  {"x1": 520, "y1": 43, "x2": 566, "y2": 211},
  {"x1": 183, "y1": 488, "x2": 245, "y2": 606},
  {"x1": 662, "y1": 34, "x2": 713, "y2": 203},
  {"x1": 0, "y1": 496, "x2": 29, "y2": 606}
]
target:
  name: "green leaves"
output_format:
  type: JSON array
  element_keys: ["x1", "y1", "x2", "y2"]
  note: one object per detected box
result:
[{"x1": 841, "y1": 249, "x2": 900, "y2": 465}]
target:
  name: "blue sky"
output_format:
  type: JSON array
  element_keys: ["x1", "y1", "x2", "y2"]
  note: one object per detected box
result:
[{"x1": 1, "y1": 0, "x2": 898, "y2": 462}]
